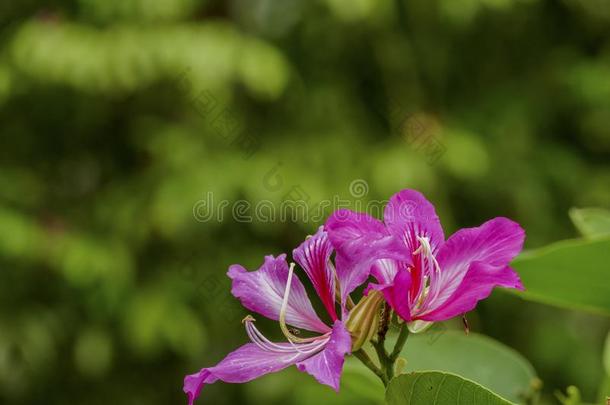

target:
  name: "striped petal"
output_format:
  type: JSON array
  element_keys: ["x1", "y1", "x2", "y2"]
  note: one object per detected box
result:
[
  {"x1": 326, "y1": 209, "x2": 406, "y2": 313},
  {"x1": 229, "y1": 254, "x2": 330, "y2": 333},
  {"x1": 293, "y1": 227, "x2": 337, "y2": 321},
  {"x1": 384, "y1": 189, "x2": 444, "y2": 256}
]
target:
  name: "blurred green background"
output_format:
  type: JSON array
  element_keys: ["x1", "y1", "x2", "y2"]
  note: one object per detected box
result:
[{"x1": 1, "y1": 0, "x2": 609, "y2": 404}]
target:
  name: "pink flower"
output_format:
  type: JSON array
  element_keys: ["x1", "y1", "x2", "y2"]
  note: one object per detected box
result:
[
  {"x1": 325, "y1": 189, "x2": 525, "y2": 331},
  {"x1": 183, "y1": 228, "x2": 355, "y2": 404}
]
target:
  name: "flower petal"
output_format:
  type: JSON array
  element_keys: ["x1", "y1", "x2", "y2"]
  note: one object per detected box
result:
[
  {"x1": 326, "y1": 209, "x2": 406, "y2": 309},
  {"x1": 184, "y1": 342, "x2": 311, "y2": 405},
  {"x1": 383, "y1": 189, "x2": 444, "y2": 255},
  {"x1": 296, "y1": 320, "x2": 352, "y2": 391},
  {"x1": 370, "y1": 258, "x2": 400, "y2": 286},
  {"x1": 431, "y1": 217, "x2": 525, "y2": 309},
  {"x1": 371, "y1": 267, "x2": 413, "y2": 322},
  {"x1": 293, "y1": 227, "x2": 337, "y2": 321},
  {"x1": 418, "y1": 261, "x2": 523, "y2": 321},
  {"x1": 229, "y1": 255, "x2": 330, "y2": 333}
]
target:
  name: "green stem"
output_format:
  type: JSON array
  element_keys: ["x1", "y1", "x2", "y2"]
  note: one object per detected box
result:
[
  {"x1": 389, "y1": 323, "x2": 409, "y2": 362},
  {"x1": 372, "y1": 338, "x2": 393, "y2": 381},
  {"x1": 354, "y1": 308, "x2": 411, "y2": 386},
  {"x1": 353, "y1": 349, "x2": 388, "y2": 385},
  {"x1": 372, "y1": 303, "x2": 399, "y2": 382}
]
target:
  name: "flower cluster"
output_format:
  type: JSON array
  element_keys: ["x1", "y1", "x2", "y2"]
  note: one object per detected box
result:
[{"x1": 183, "y1": 189, "x2": 525, "y2": 404}]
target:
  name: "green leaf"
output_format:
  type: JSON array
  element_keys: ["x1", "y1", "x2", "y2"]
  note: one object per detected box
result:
[
  {"x1": 569, "y1": 207, "x2": 610, "y2": 238},
  {"x1": 511, "y1": 237, "x2": 610, "y2": 315},
  {"x1": 400, "y1": 331, "x2": 537, "y2": 403},
  {"x1": 386, "y1": 371, "x2": 514, "y2": 405}
]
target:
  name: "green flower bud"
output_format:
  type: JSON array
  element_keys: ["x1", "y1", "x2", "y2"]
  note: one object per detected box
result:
[{"x1": 345, "y1": 290, "x2": 384, "y2": 351}]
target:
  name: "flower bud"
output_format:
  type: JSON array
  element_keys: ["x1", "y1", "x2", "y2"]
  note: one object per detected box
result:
[
  {"x1": 407, "y1": 319, "x2": 433, "y2": 333},
  {"x1": 394, "y1": 357, "x2": 408, "y2": 375},
  {"x1": 345, "y1": 290, "x2": 384, "y2": 351}
]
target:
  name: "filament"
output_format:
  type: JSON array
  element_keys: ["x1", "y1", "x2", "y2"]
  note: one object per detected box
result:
[
  {"x1": 411, "y1": 236, "x2": 443, "y2": 315},
  {"x1": 243, "y1": 316, "x2": 329, "y2": 356},
  {"x1": 279, "y1": 263, "x2": 326, "y2": 344}
]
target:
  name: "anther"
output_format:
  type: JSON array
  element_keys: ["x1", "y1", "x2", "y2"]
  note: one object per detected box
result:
[{"x1": 242, "y1": 315, "x2": 256, "y2": 324}]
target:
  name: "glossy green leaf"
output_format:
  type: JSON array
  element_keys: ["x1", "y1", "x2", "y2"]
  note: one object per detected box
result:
[
  {"x1": 386, "y1": 371, "x2": 514, "y2": 405},
  {"x1": 400, "y1": 331, "x2": 536, "y2": 403},
  {"x1": 512, "y1": 237, "x2": 610, "y2": 315},
  {"x1": 569, "y1": 207, "x2": 610, "y2": 238}
]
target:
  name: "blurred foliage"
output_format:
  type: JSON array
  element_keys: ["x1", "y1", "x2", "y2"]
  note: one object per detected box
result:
[{"x1": 0, "y1": 0, "x2": 609, "y2": 404}]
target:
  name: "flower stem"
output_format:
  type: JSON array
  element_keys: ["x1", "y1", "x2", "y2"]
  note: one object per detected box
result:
[
  {"x1": 389, "y1": 322, "x2": 409, "y2": 362},
  {"x1": 353, "y1": 349, "x2": 388, "y2": 385},
  {"x1": 373, "y1": 303, "x2": 397, "y2": 382},
  {"x1": 354, "y1": 306, "x2": 411, "y2": 386},
  {"x1": 372, "y1": 337, "x2": 393, "y2": 381}
]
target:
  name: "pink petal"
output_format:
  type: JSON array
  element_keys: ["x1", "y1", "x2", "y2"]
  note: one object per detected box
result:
[
  {"x1": 419, "y1": 261, "x2": 523, "y2": 321},
  {"x1": 296, "y1": 321, "x2": 352, "y2": 391},
  {"x1": 383, "y1": 189, "x2": 444, "y2": 255},
  {"x1": 325, "y1": 209, "x2": 406, "y2": 310},
  {"x1": 431, "y1": 217, "x2": 525, "y2": 309},
  {"x1": 228, "y1": 255, "x2": 330, "y2": 333},
  {"x1": 370, "y1": 267, "x2": 413, "y2": 322},
  {"x1": 293, "y1": 227, "x2": 337, "y2": 321},
  {"x1": 184, "y1": 342, "x2": 312, "y2": 405},
  {"x1": 371, "y1": 258, "x2": 401, "y2": 286}
]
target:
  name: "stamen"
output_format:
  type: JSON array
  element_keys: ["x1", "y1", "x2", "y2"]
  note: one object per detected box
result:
[
  {"x1": 284, "y1": 338, "x2": 330, "y2": 362},
  {"x1": 411, "y1": 236, "x2": 443, "y2": 315},
  {"x1": 243, "y1": 316, "x2": 328, "y2": 354},
  {"x1": 242, "y1": 315, "x2": 256, "y2": 324},
  {"x1": 411, "y1": 236, "x2": 429, "y2": 306},
  {"x1": 422, "y1": 249, "x2": 443, "y2": 310},
  {"x1": 279, "y1": 263, "x2": 325, "y2": 344}
]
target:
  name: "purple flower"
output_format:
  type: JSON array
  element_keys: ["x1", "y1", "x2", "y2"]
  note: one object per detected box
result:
[
  {"x1": 183, "y1": 227, "x2": 357, "y2": 405},
  {"x1": 325, "y1": 189, "x2": 525, "y2": 330}
]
